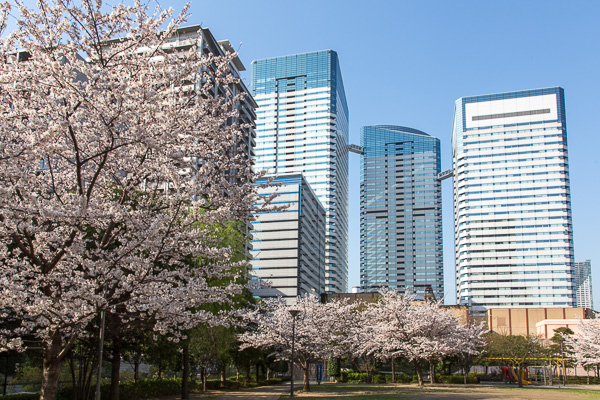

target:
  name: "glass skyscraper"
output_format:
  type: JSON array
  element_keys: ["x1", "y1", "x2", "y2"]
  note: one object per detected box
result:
[
  {"x1": 360, "y1": 125, "x2": 443, "y2": 298},
  {"x1": 453, "y1": 87, "x2": 575, "y2": 308},
  {"x1": 574, "y1": 260, "x2": 593, "y2": 309},
  {"x1": 251, "y1": 51, "x2": 349, "y2": 293}
]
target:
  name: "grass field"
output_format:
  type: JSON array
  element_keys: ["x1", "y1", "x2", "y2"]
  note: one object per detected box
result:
[{"x1": 279, "y1": 383, "x2": 600, "y2": 400}]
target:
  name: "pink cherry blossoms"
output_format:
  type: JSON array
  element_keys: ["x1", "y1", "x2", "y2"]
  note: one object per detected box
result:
[{"x1": 0, "y1": 1, "x2": 260, "y2": 398}]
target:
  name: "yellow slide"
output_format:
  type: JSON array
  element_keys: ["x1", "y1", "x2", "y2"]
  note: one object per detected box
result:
[{"x1": 511, "y1": 367, "x2": 531, "y2": 385}]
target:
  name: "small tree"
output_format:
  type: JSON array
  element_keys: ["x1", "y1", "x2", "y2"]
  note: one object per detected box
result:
[
  {"x1": 486, "y1": 334, "x2": 542, "y2": 388},
  {"x1": 565, "y1": 318, "x2": 600, "y2": 384},
  {"x1": 452, "y1": 322, "x2": 486, "y2": 384},
  {"x1": 238, "y1": 295, "x2": 350, "y2": 391}
]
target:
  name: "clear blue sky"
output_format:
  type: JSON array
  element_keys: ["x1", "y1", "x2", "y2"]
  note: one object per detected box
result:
[{"x1": 8, "y1": 1, "x2": 600, "y2": 308}]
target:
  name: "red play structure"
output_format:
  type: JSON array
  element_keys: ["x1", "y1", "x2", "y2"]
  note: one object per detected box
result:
[{"x1": 502, "y1": 365, "x2": 531, "y2": 384}]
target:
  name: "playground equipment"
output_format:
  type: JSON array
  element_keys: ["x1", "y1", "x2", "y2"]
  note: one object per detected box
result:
[{"x1": 502, "y1": 365, "x2": 531, "y2": 384}]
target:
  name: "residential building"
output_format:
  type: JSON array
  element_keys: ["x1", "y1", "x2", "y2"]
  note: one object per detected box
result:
[
  {"x1": 575, "y1": 260, "x2": 593, "y2": 309},
  {"x1": 360, "y1": 125, "x2": 443, "y2": 298},
  {"x1": 250, "y1": 174, "x2": 326, "y2": 303},
  {"x1": 163, "y1": 26, "x2": 258, "y2": 259},
  {"x1": 453, "y1": 87, "x2": 575, "y2": 308},
  {"x1": 163, "y1": 26, "x2": 257, "y2": 159},
  {"x1": 251, "y1": 50, "x2": 349, "y2": 293}
]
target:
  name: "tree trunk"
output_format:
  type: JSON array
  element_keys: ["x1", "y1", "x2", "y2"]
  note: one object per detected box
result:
[
  {"x1": 517, "y1": 364, "x2": 523, "y2": 388},
  {"x1": 181, "y1": 342, "x2": 189, "y2": 400},
  {"x1": 201, "y1": 367, "x2": 206, "y2": 392},
  {"x1": 429, "y1": 361, "x2": 435, "y2": 384},
  {"x1": 40, "y1": 331, "x2": 63, "y2": 400},
  {"x1": 587, "y1": 368, "x2": 590, "y2": 385},
  {"x1": 391, "y1": 357, "x2": 396, "y2": 382},
  {"x1": 220, "y1": 366, "x2": 226, "y2": 387},
  {"x1": 463, "y1": 361, "x2": 468, "y2": 385},
  {"x1": 415, "y1": 363, "x2": 424, "y2": 388},
  {"x1": 110, "y1": 343, "x2": 121, "y2": 400},
  {"x1": 3, "y1": 363, "x2": 8, "y2": 396},
  {"x1": 255, "y1": 362, "x2": 259, "y2": 382},
  {"x1": 134, "y1": 360, "x2": 139, "y2": 383},
  {"x1": 302, "y1": 363, "x2": 311, "y2": 392},
  {"x1": 235, "y1": 365, "x2": 239, "y2": 382}
]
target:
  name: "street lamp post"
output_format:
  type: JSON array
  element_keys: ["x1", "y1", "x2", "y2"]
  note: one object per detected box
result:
[{"x1": 289, "y1": 309, "x2": 300, "y2": 398}]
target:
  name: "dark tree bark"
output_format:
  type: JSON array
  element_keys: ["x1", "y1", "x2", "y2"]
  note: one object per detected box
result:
[
  {"x1": 429, "y1": 361, "x2": 435, "y2": 384},
  {"x1": 181, "y1": 342, "x2": 189, "y2": 400},
  {"x1": 40, "y1": 331, "x2": 63, "y2": 400},
  {"x1": 414, "y1": 361, "x2": 424, "y2": 388},
  {"x1": 302, "y1": 363, "x2": 310, "y2": 391},
  {"x1": 109, "y1": 345, "x2": 121, "y2": 400},
  {"x1": 3, "y1": 358, "x2": 8, "y2": 396},
  {"x1": 134, "y1": 359, "x2": 139, "y2": 383}
]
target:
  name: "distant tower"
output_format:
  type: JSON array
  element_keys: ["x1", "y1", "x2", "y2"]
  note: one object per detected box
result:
[
  {"x1": 251, "y1": 51, "x2": 349, "y2": 293},
  {"x1": 453, "y1": 87, "x2": 575, "y2": 308},
  {"x1": 360, "y1": 125, "x2": 443, "y2": 299},
  {"x1": 574, "y1": 260, "x2": 593, "y2": 309}
]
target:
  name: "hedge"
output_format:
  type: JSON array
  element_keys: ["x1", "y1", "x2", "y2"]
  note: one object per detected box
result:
[
  {"x1": 53, "y1": 376, "x2": 284, "y2": 400},
  {"x1": 439, "y1": 373, "x2": 479, "y2": 384},
  {"x1": 0, "y1": 394, "x2": 40, "y2": 400}
]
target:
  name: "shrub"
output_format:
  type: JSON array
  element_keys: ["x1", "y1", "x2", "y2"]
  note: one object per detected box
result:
[
  {"x1": 475, "y1": 373, "x2": 503, "y2": 382},
  {"x1": 439, "y1": 374, "x2": 479, "y2": 384},
  {"x1": 58, "y1": 378, "x2": 200, "y2": 399},
  {"x1": 386, "y1": 373, "x2": 412, "y2": 383},
  {"x1": 372, "y1": 374, "x2": 385, "y2": 383},
  {"x1": 340, "y1": 371, "x2": 348, "y2": 382},
  {"x1": 346, "y1": 372, "x2": 367, "y2": 383},
  {"x1": 327, "y1": 358, "x2": 341, "y2": 378},
  {"x1": 1, "y1": 394, "x2": 40, "y2": 400}
]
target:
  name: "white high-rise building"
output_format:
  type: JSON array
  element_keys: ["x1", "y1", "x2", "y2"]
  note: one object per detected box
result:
[
  {"x1": 453, "y1": 87, "x2": 575, "y2": 308},
  {"x1": 250, "y1": 174, "x2": 326, "y2": 303},
  {"x1": 575, "y1": 260, "x2": 593, "y2": 309},
  {"x1": 251, "y1": 51, "x2": 349, "y2": 293}
]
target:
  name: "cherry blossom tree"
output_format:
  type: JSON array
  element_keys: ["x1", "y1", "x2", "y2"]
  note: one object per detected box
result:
[
  {"x1": 238, "y1": 295, "x2": 351, "y2": 392},
  {"x1": 565, "y1": 318, "x2": 600, "y2": 376},
  {"x1": 0, "y1": 1, "x2": 261, "y2": 399},
  {"x1": 361, "y1": 291, "x2": 467, "y2": 387},
  {"x1": 451, "y1": 322, "x2": 486, "y2": 384}
]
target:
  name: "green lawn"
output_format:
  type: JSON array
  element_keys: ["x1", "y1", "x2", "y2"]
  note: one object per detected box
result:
[{"x1": 279, "y1": 383, "x2": 600, "y2": 400}]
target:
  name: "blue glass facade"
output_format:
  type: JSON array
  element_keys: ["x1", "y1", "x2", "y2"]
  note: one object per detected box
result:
[
  {"x1": 251, "y1": 50, "x2": 349, "y2": 293},
  {"x1": 453, "y1": 87, "x2": 575, "y2": 308},
  {"x1": 360, "y1": 125, "x2": 443, "y2": 298}
]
